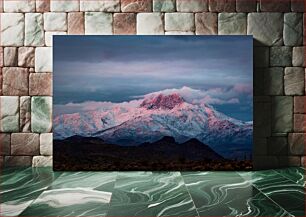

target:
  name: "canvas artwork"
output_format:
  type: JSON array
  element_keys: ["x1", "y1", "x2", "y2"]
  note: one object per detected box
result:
[{"x1": 53, "y1": 36, "x2": 253, "y2": 171}]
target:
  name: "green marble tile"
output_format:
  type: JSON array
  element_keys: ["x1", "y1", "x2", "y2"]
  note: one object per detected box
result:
[
  {"x1": 107, "y1": 199, "x2": 198, "y2": 217},
  {"x1": 0, "y1": 167, "x2": 60, "y2": 216},
  {"x1": 275, "y1": 167, "x2": 305, "y2": 187},
  {"x1": 109, "y1": 172, "x2": 198, "y2": 216},
  {"x1": 239, "y1": 170, "x2": 305, "y2": 216},
  {"x1": 115, "y1": 171, "x2": 184, "y2": 186},
  {"x1": 183, "y1": 171, "x2": 290, "y2": 216},
  {"x1": 182, "y1": 171, "x2": 243, "y2": 184},
  {"x1": 110, "y1": 183, "x2": 193, "y2": 207},
  {"x1": 0, "y1": 167, "x2": 32, "y2": 184},
  {"x1": 2, "y1": 169, "x2": 304, "y2": 216},
  {"x1": 19, "y1": 189, "x2": 111, "y2": 216},
  {"x1": 238, "y1": 170, "x2": 283, "y2": 185},
  {"x1": 112, "y1": 172, "x2": 186, "y2": 204},
  {"x1": 49, "y1": 171, "x2": 117, "y2": 191},
  {"x1": 19, "y1": 171, "x2": 117, "y2": 216}
]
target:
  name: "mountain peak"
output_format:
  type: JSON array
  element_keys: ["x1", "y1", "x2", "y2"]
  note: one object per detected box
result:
[{"x1": 140, "y1": 93, "x2": 185, "y2": 110}]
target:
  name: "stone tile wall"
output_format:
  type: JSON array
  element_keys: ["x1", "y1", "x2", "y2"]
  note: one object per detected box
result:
[{"x1": 0, "y1": 0, "x2": 305, "y2": 169}]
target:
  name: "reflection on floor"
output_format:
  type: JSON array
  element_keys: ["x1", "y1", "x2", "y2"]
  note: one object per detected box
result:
[{"x1": 0, "y1": 167, "x2": 305, "y2": 216}]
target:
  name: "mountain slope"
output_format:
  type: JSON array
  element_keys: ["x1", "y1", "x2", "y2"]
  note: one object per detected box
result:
[
  {"x1": 54, "y1": 135, "x2": 224, "y2": 163},
  {"x1": 54, "y1": 90, "x2": 252, "y2": 159}
]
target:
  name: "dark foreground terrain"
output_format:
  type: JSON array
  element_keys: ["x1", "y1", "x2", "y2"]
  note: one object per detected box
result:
[{"x1": 53, "y1": 136, "x2": 252, "y2": 171}]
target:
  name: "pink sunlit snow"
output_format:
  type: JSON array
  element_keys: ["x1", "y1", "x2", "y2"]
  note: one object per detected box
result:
[{"x1": 54, "y1": 87, "x2": 252, "y2": 158}]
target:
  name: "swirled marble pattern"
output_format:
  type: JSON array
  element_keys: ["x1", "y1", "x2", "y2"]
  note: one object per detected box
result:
[
  {"x1": 275, "y1": 167, "x2": 305, "y2": 187},
  {"x1": 182, "y1": 171, "x2": 291, "y2": 217},
  {"x1": 19, "y1": 171, "x2": 117, "y2": 216},
  {"x1": 111, "y1": 172, "x2": 185, "y2": 204},
  {"x1": 108, "y1": 172, "x2": 198, "y2": 216},
  {"x1": 0, "y1": 167, "x2": 305, "y2": 216},
  {"x1": 20, "y1": 188, "x2": 111, "y2": 216},
  {"x1": 0, "y1": 167, "x2": 61, "y2": 216},
  {"x1": 48, "y1": 171, "x2": 118, "y2": 191},
  {"x1": 239, "y1": 169, "x2": 305, "y2": 216},
  {"x1": 0, "y1": 167, "x2": 32, "y2": 184}
]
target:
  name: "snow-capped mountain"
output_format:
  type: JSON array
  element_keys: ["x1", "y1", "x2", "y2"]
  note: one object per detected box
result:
[{"x1": 54, "y1": 88, "x2": 252, "y2": 158}]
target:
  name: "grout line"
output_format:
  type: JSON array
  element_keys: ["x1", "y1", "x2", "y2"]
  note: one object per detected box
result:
[
  {"x1": 107, "y1": 171, "x2": 119, "y2": 206},
  {"x1": 273, "y1": 168, "x2": 305, "y2": 187},
  {"x1": 18, "y1": 170, "x2": 118, "y2": 215},
  {"x1": 180, "y1": 171, "x2": 200, "y2": 217},
  {"x1": 3, "y1": 168, "x2": 62, "y2": 216},
  {"x1": 236, "y1": 171, "x2": 295, "y2": 217}
]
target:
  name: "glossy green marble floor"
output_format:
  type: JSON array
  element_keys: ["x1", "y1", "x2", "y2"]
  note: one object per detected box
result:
[{"x1": 0, "y1": 167, "x2": 305, "y2": 216}]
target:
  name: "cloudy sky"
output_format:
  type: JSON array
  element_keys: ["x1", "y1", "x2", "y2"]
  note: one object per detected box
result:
[{"x1": 54, "y1": 36, "x2": 253, "y2": 121}]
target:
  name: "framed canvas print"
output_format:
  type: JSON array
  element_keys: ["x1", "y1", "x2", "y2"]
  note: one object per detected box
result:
[{"x1": 53, "y1": 36, "x2": 253, "y2": 171}]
